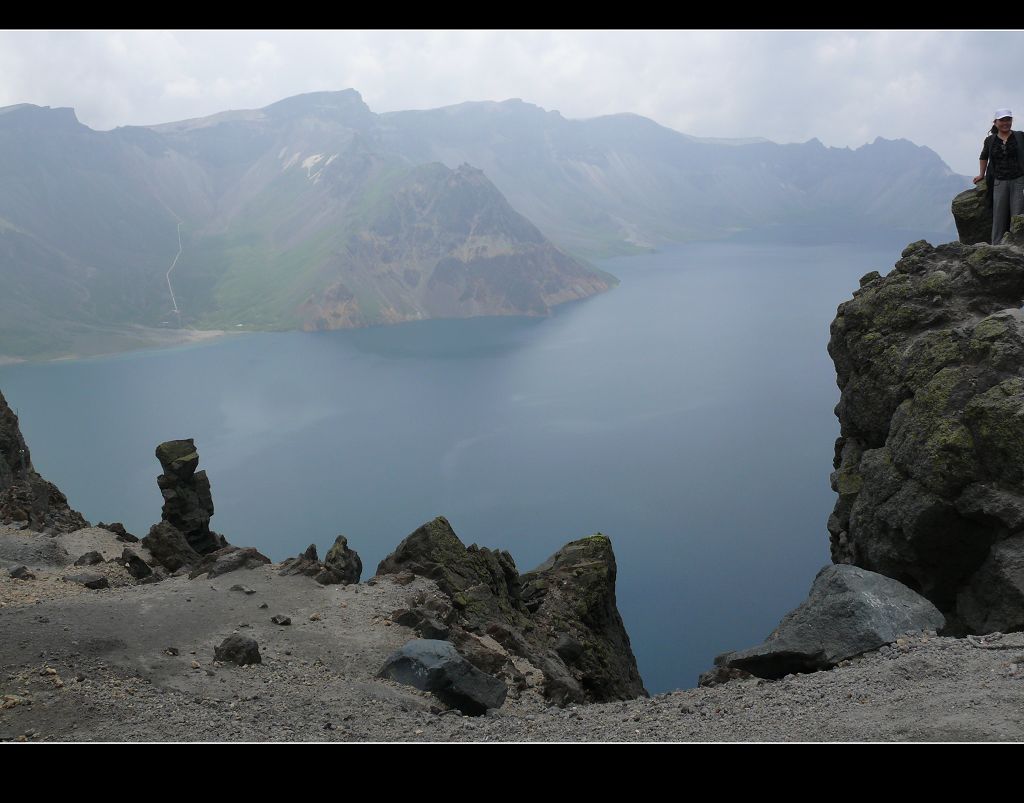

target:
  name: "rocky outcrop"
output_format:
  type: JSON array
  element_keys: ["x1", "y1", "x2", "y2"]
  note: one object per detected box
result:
[
  {"x1": 378, "y1": 639, "x2": 508, "y2": 716},
  {"x1": 142, "y1": 440, "x2": 227, "y2": 569},
  {"x1": 188, "y1": 546, "x2": 271, "y2": 580},
  {"x1": 0, "y1": 389, "x2": 88, "y2": 533},
  {"x1": 951, "y1": 184, "x2": 992, "y2": 245},
  {"x1": 278, "y1": 536, "x2": 362, "y2": 585},
  {"x1": 717, "y1": 565, "x2": 944, "y2": 680},
  {"x1": 375, "y1": 516, "x2": 646, "y2": 705},
  {"x1": 828, "y1": 229, "x2": 1024, "y2": 632}
]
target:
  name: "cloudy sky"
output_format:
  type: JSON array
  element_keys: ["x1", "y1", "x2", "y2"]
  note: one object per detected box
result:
[{"x1": 1, "y1": 30, "x2": 1021, "y2": 176}]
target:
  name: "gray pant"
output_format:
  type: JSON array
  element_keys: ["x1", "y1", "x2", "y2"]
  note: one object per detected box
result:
[{"x1": 992, "y1": 175, "x2": 1024, "y2": 244}]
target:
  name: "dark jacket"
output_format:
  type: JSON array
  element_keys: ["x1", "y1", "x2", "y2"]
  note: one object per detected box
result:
[{"x1": 983, "y1": 130, "x2": 1024, "y2": 208}]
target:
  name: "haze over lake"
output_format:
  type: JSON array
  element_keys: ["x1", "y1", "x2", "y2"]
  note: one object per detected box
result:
[{"x1": 0, "y1": 237, "x2": 910, "y2": 691}]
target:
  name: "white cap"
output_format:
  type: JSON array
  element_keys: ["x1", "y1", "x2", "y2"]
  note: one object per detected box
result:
[{"x1": 995, "y1": 108, "x2": 1013, "y2": 119}]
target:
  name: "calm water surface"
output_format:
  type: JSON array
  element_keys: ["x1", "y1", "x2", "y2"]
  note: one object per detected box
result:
[{"x1": 0, "y1": 240, "x2": 905, "y2": 692}]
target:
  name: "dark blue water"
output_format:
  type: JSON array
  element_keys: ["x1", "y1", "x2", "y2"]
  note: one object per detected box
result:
[{"x1": 0, "y1": 240, "x2": 903, "y2": 693}]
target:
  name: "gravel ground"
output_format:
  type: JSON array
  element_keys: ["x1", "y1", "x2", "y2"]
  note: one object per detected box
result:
[{"x1": 2, "y1": 525, "x2": 1023, "y2": 742}]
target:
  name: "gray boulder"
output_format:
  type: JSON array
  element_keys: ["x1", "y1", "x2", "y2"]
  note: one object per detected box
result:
[
  {"x1": 214, "y1": 635, "x2": 261, "y2": 666},
  {"x1": 74, "y1": 551, "x2": 104, "y2": 567},
  {"x1": 723, "y1": 564, "x2": 945, "y2": 679},
  {"x1": 64, "y1": 572, "x2": 109, "y2": 590},
  {"x1": 377, "y1": 639, "x2": 507, "y2": 716},
  {"x1": 324, "y1": 535, "x2": 362, "y2": 584},
  {"x1": 119, "y1": 549, "x2": 153, "y2": 580},
  {"x1": 951, "y1": 184, "x2": 992, "y2": 245},
  {"x1": 188, "y1": 546, "x2": 271, "y2": 579},
  {"x1": 142, "y1": 521, "x2": 201, "y2": 573}
]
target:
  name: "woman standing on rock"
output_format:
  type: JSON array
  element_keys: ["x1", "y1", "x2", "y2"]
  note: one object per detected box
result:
[{"x1": 974, "y1": 108, "x2": 1024, "y2": 244}]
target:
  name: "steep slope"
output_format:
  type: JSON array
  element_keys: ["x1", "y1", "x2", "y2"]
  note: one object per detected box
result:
[{"x1": 828, "y1": 227, "x2": 1024, "y2": 633}]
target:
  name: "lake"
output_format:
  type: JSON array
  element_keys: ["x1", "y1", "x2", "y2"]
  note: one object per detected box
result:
[{"x1": 0, "y1": 237, "x2": 910, "y2": 693}]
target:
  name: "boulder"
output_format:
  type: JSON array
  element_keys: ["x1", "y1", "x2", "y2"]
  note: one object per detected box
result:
[
  {"x1": 376, "y1": 516, "x2": 647, "y2": 705},
  {"x1": 64, "y1": 572, "x2": 109, "y2": 590},
  {"x1": 270, "y1": 615, "x2": 291, "y2": 626},
  {"x1": 324, "y1": 535, "x2": 362, "y2": 584},
  {"x1": 722, "y1": 565, "x2": 945, "y2": 679},
  {"x1": 952, "y1": 184, "x2": 992, "y2": 245},
  {"x1": 188, "y1": 546, "x2": 271, "y2": 579},
  {"x1": 142, "y1": 521, "x2": 201, "y2": 573},
  {"x1": 377, "y1": 639, "x2": 507, "y2": 716},
  {"x1": 214, "y1": 635, "x2": 261, "y2": 666},
  {"x1": 828, "y1": 234, "x2": 1024, "y2": 630},
  {"x1": 8, "y1": 565, "x2": 34, "y2": 580},
  {"x1": 119, "y1": 549, "x2": 153, "y2": 580},
  {"x1": 74, "y1": 551, "x2": 104, "y2": 567},
  {"x1": 152, "y1": 439, "x2": 227, "y2": 556}
]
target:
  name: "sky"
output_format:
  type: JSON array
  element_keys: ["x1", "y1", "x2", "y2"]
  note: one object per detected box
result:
[{"x1": 1, "y1": 30, "x2": 1022, "y2": 176}]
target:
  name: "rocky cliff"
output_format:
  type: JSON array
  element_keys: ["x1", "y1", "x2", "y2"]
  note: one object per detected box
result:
[
  {"x1": 828, "y1": 217, "x2": 1024, "y2": 633},
  {"x1": 0, "y1": 389, "x2": 86, "y2": 533},
  {"x1": 376, "y1": 516, "x2": 646, "y2": 705}
]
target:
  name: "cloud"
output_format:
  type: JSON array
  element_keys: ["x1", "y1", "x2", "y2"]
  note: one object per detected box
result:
[{"x1": 0, "y1": 30, "x2": 1021, "y2": 175}]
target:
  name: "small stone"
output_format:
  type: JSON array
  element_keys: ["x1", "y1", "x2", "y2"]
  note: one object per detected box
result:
[
  {"x1": 271, "y1": 615, "x2": 291, "y2": 626},
  {"x1": 191, "y1": 660, "x2": 201, "y2": 669},
  {"x1": 164, "y1": 647, "x2": 180, "y2": 656},
  {"x1": 8, "y1": 565, "x2": 35, "y2": 581},
  {"x1": 258, "y1": 603, "x2": 268, "y2": 609},
  {"x1": 309, "y1": 613, "x2": 322, "y2": 622},
  {"x1": 230, "y1": 585, "x2": 256, "y2": 595}
]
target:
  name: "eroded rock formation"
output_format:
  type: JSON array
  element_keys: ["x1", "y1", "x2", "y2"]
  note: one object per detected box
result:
[
  {"x1": 375, "y1": 515, "x2": 646, "y2": 705},
  {"x1": 828, "y1": 225, "x2": 1024, "y2": 633},
  {"x1": 142, "y1": 439, "x2": 227, "y2": 570}
]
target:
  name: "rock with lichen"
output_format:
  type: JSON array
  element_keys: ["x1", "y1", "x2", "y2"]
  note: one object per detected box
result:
[
  {"x1": 828, "y1": 233, "x2": 1024, "y2": 632},
  {"x1": 151, "y1": 439, "x2": 227, "y2": 556},
  {"x1": 375, "y1": 515, "x2": 646, "y2": 705}
]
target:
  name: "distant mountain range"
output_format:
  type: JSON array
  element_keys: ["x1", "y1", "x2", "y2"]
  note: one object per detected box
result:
[{"x1": 0, "y1": 89, "x2": 965, "y2": 360}]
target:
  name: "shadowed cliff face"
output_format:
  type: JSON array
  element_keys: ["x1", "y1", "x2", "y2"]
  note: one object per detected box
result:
[
  {"x1": 828, "y1": 225, "x2": 1024, "y2": 633},
  {"x1": 0, "y1": 389, "x2": 87, "y2": 533}
]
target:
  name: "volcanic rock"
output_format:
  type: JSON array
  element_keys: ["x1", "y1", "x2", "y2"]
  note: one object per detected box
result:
[
  {"x1": 214, "y1": 635, "x2": 261, "y2": 666},
  {"x1": 74, "y1": 551, "x2": 104, "y2": 567},
  {"x1": 375, "y1": 516, "x2": 646, "y2": 705},
  {"x1": 377, "y1": 639, "x2": 507, "y2": 716},
  {"x1": 142, "y1": 521, "x2": 201, "y2": 573},
  {"x1": 828, "y1": 234, "x2": 1024, "y2": 631},
  {"x1": 720, "y1": 565, "x2": 945, "y2": 679},
  {"x1": 279, "y1": 537, "x2": 362, "y2": 586},
  {"x1": 324, "y1": 535, "x2": 362, "y2": 584},
  {"x1": 119, "y1": 549, "x2": 153, "y2": 580},
  {"x1": 0, "y1": 389, "x2": 88, "y2": 533},
  {"x1": 152, "y1": 439, "x2": 227, "y2": 556},
  {"x1": 65, "y1": 572, "x2": 109, "y2": 590},
  {"x1": 188, "y1": 546, "x2": 271, "y2": 579},
  {"x1": 8, "y1": 565, "x2": 35, "y2": 581},
  {"x1": 952, "y1": 184, "x2": 993, "y2": 245},
  {"x1": 97, "y1": 522, "x2": 138, "y2": 543}
]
